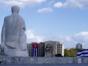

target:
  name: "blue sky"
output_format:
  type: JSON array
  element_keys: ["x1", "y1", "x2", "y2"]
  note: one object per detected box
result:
[{"x1": 0, "y1": 0, "x2": 88, "y2": 49}]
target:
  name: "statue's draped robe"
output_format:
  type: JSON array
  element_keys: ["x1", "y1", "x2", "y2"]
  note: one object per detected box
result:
[{"x1": 1, "y1": 14, "x2": 28, "y2": 56}]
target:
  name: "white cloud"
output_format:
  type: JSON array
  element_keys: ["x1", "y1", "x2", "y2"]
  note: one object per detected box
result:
[
  {"x1": 0, "y1": 0, "x2": 46, "y2": 8},
  {"x1": 54, "y1": 0, "x2": 88, "y2": 9},
  {"x1": 57, "y1": 32, "x2": 88, "y2": 49},
  {"x1": 66, "y1": 37, "x2": 72, "y2": 41},
  {"x1": 53, "y1": 2, "x2": 63, "y2": 8},
  {"x1": 48, "y1": 1, "x2": 55, "y2": 6},
  {"x1": 26, "y1": 30, "x2": 35, "y2": 39},
  {"x1": 26, "y1": 30, "x2": 44, "y2": 43},
  {"x1": 73, "y1": 32, "x2": 88, "y2": 42},
  {"x1": 37, "y1": 7, "x2": 53, "y2": 13}
]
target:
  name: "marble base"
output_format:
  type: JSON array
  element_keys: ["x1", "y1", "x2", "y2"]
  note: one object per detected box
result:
[{"x1": 0, "y1": 57, "x2": 88, "y2": 64}]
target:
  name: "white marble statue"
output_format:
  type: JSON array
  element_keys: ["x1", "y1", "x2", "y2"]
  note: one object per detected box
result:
[{"x1": 0, "y1": 6, "x2": 29, "y2": 57}]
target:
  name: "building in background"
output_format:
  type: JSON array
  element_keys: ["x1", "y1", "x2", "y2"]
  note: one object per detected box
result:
[
  {"x1": 57, "y1": 42, "x2": 64, "y2": 56},
  {"x1": 27, "y1": 41, "x2": 64, "y2": 57},
  {"x1": 27, "y1": 42, "x2": 45, "y2": 57},
  {"x1": 45, "y1": 41, "x2": 64, "y2": 57},
  {"x1": 76, "y1": 43, "x2": 84, "y2": 49},
  {"x1": 45, "y1": 41, "x2": 57, "y2": 57},
  {"x1": 27, "y1": 43, "x2": 33, "y2": 56},
  {"x1": 38, "y1": 42, "x2": 45, "y2": 57},
  {"x1": 32, "y1": 42, "x2": 39, "y2": 57}
]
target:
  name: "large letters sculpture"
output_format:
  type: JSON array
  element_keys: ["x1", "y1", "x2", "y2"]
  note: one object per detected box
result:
[{"x1": 0, "y1": 6, "x2": 28, "y2": 57}]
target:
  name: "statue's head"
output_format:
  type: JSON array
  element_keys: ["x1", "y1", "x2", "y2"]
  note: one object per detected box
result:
[{"x1": 11, "y1": 6, "x2": 20, "y2": 14}]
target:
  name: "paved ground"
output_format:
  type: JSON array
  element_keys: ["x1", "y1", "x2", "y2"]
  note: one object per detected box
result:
[{"x1": 0, "y1": 64, "x2": 88, "y2": 66}]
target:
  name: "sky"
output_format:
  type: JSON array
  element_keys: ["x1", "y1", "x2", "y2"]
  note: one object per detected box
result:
[{"x1": 0, "y1": 0, "x2": 88, "y2": 49}]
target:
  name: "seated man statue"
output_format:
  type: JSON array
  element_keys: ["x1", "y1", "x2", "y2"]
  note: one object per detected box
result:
[{"x1": 0, "y1": 6, "x2": 29, "y2": 57}]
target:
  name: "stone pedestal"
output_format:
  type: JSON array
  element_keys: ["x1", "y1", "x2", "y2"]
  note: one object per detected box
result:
[{"x1": 0, "y1": 57, "x2": 88, "y2": 65}]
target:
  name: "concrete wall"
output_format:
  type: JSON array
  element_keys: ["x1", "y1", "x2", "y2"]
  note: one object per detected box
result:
[{"x1": 0, "y1": 57, "x2": 88, "y2": 64}]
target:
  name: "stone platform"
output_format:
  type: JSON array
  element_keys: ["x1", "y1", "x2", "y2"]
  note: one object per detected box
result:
[{"x1": 0, "y1": 57, "x2": 88, "y2": 65}]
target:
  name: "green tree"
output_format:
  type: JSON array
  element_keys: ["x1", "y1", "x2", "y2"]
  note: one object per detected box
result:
[{"x1": 64, "y1": 48, "x2": 85, "y2": 57}]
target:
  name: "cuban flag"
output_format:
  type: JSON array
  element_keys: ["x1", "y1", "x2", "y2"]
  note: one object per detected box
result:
[
  {"x1": 77, "y1": 49, "x2": 88, "y2": 57},
  {"x1": 32, "y1": 43, "x2": 38, "y2": 57}
]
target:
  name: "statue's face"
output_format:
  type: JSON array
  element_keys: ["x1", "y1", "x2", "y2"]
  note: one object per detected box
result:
[{"x1": 45, "y1": 44, "x2": 53, "y2": 53}]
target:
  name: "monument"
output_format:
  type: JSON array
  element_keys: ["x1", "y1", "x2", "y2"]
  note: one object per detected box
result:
[
  {"x1": 0, "y1": 6, "x2": 28, "y2": 57},
  {"x1": 45, "y1": 41, "x2": 57, "y2": 57},
  {"x1": 45, "y1": 44, "x2": 53, "y2": 57}
]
